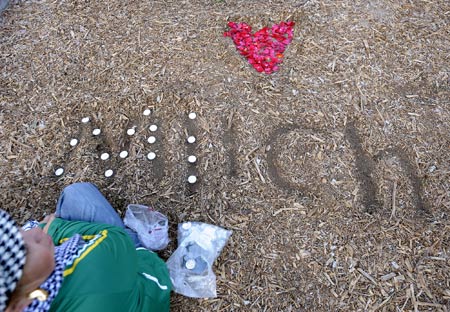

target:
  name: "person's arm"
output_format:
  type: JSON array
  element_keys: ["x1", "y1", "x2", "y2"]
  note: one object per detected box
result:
[{"x1": 45, "y1": 217, "x2": 128, "y2": 245}]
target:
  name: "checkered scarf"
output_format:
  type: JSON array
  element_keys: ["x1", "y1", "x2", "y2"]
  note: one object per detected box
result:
[
  {"x1": 0, "y1": 209, "x2": 27, "y2": 311},
  {"x1": 22, "y1": 221, "x2": 85, "y2": 312}
]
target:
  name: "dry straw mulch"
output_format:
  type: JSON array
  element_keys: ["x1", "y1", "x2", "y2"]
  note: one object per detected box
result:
[{"x1": 1, "y1": 0, "x2": 449, "y2": 311}]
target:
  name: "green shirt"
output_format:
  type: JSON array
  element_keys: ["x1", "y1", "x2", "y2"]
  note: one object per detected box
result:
[{"x1": 46, "y1": 218, "x2": 171, "y2": 312}]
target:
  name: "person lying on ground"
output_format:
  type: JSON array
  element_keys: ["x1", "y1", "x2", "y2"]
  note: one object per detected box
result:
[{"x1": 1, "y1": 182, "x2": 171, "y2": 312}]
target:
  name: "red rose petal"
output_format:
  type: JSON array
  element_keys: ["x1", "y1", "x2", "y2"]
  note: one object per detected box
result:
[{"x1": 224, "y1": 21, "x2": 295, "y2": 74}]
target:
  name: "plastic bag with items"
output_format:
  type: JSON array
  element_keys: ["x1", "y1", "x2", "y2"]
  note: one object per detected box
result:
[
  {"x1": 0, "y1": 0, "x2": 9, "y2": 14},
  {"x1": 166, "y1": 222, "x2": 232, "y2": 298},
  {"x1": 123, "y1": 204, "x2": 169, "y2": 251}
]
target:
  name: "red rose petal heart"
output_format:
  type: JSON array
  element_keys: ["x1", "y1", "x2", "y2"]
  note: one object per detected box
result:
[{"x1": 224, "y1": 21, "x2": 295, "y2": 74}]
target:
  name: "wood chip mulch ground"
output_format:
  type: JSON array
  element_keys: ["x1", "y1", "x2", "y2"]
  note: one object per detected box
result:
[{"x1": 1, "y1": 0, "x2": 449, "y2": 311}]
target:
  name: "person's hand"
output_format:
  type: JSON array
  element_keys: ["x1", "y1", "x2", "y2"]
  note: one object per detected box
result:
[{"x1": 41, "y1": 213, "x2": 56, "y2": 233}]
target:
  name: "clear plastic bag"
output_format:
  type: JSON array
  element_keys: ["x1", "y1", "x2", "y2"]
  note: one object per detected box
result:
[
  {"x1": 166, "y1": 222, "x2": 232, "y2": 298},
  {"x1": 123, "y1": 204, "x2": 169, "y2": 251},
  {"x1": 0, "y1": 0, "x2": 9, "y2": 14}
]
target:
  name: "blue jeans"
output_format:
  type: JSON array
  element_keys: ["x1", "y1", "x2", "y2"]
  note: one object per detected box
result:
[{"x1": 56, "y1": 182, "x2": 142, "y2": 247}]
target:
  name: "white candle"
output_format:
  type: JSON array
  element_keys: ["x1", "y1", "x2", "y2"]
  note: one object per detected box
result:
[
  {"x1": 70, "y1": 139, "x2": 78, "y2": 147},
  {"x1": 187, "y1": 136, "x2": 196, "y2": 144},
  {"x1": 185, "y1": 259, "x2": 196, "y2": 270},
  {"x1": 104, "y1": 169, "x2": 114, "y2": 177},
  {"x1": 101, "y1": 153, "x2": 110, "y2": 160},
  {"x1": 54, "y1": 168, "x2": 64, "y2": 176},
  {"x1": 188, "y1": 155, "x2": 197, "y2": 163}
]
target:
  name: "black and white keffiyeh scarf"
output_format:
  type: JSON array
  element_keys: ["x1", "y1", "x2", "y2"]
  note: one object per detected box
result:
[
  {"x1": 0, "y1": 210, "x2": 26, "y2": 312},
  {"x1": 22, "y1": 221, "x2": 85, "y2": 312}
]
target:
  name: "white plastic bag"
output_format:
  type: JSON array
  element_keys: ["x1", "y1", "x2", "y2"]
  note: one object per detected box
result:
[
  {"x1": 123, "y1": 204, "x2": 169, "y2": 251},
  {"x1": 166, "y1": 222, "x2": 232, "y2": 298}
]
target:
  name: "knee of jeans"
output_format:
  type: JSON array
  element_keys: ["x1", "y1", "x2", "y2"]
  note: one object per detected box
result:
[{"x1": 62, "y1": 182, "x2": 96, "y2": 197}]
